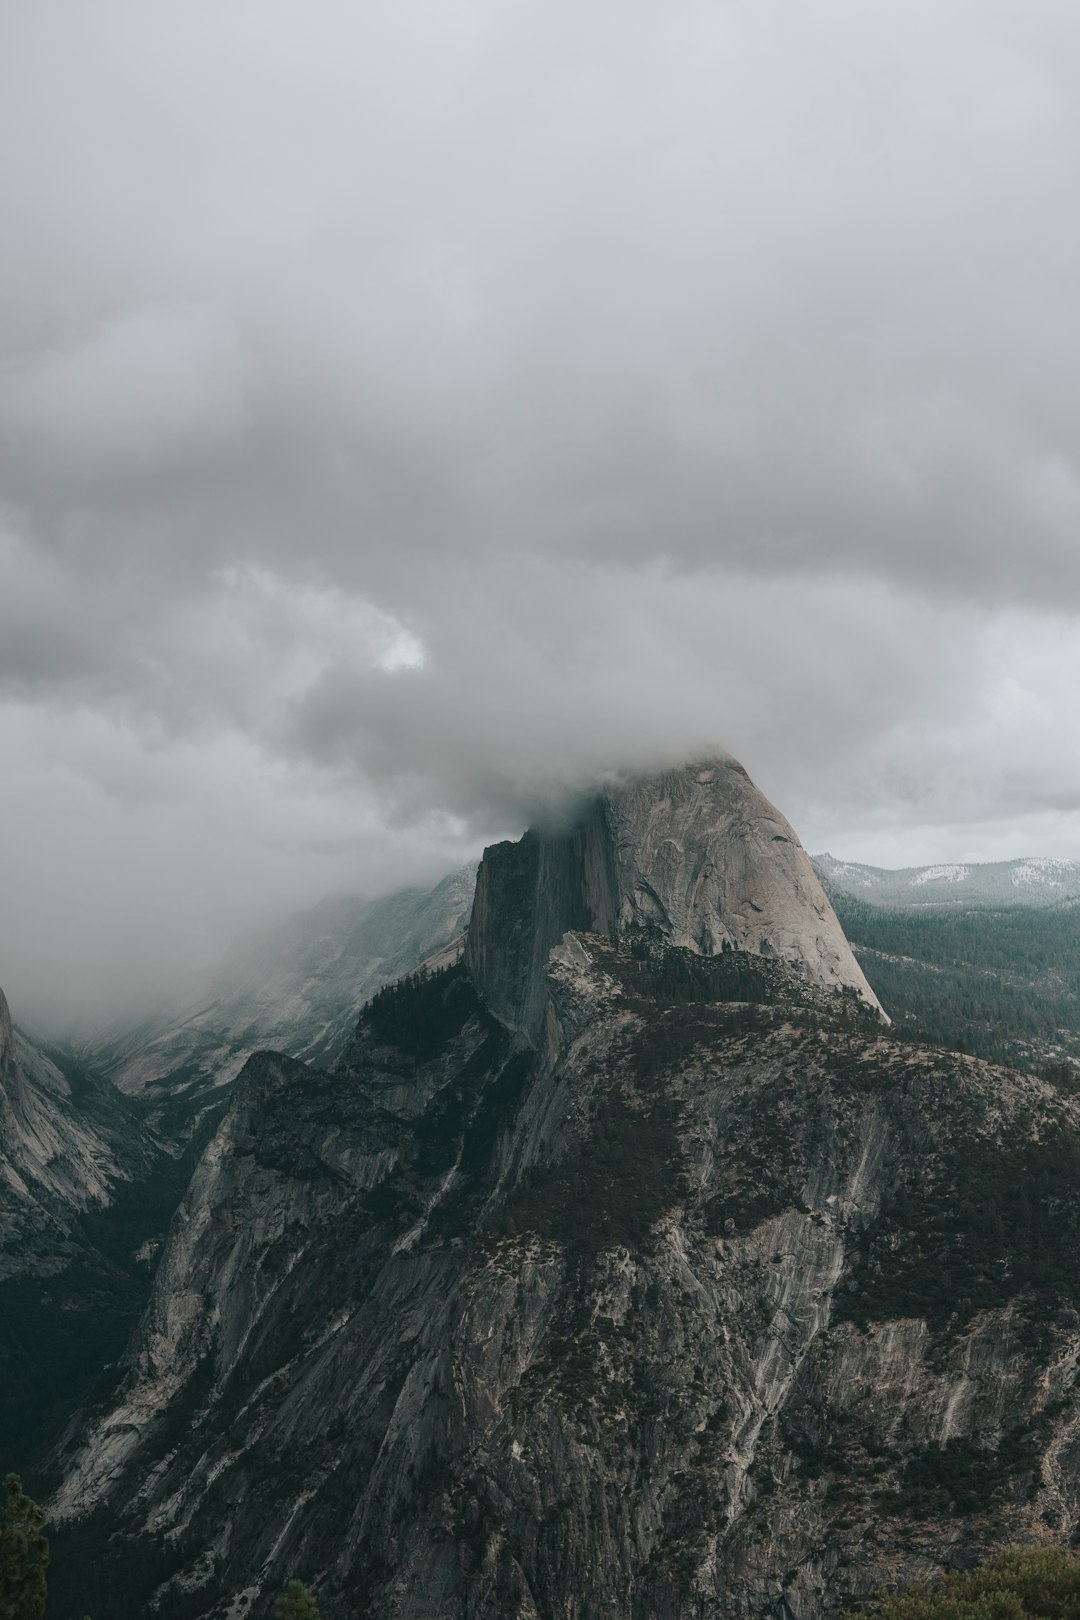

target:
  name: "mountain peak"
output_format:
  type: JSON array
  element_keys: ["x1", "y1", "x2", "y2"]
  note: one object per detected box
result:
[{"x1": 465, "y1": 755, "x2": 884, "y2": 1037}]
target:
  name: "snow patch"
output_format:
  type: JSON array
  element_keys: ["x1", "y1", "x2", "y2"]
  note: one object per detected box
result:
[
  {"x1": 912, "y1": 865, "x2": 970, "y2": 886},
  {"x1": 1012, "y1": 857, "x2": 1080, "y2": 888}
]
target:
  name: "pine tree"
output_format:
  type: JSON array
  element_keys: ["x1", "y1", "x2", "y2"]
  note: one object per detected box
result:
[
  {"x1": 869, "y1": 1546, "x2": 1080, "y2": 1617},
  {"x1": 0, "y1": 1474, "x2": 48, "y2": 1620},
  {"x1": 274, "y1": 1579, "x2": 321, "y2": 1620}
]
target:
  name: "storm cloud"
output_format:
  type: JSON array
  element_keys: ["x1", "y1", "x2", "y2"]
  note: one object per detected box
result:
[{"x1": 3, "y1": 1, "x2": 1080, "y2": 1025}]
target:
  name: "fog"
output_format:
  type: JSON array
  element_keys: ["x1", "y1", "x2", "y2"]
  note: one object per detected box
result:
[{"x1": 3, "y1": 2, "x2": 1080, "y2": 1028}]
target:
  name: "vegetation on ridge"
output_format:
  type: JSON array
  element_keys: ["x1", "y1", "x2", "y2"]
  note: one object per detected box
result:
[
  {"x1": 275, "y1": 1580, "x2": 322, "y2": 1620},
  {"x1": 359, "y1": 959, "x2": 480, "y2": 1059},
  {"x1": 829, "y1": 889, "x2": 1080, "y2": 1076},
  {"x1": 0, "y1": 1474, "x2": 47, "y2": 1620},
  {"x1": 859, "y1": 1546, "x2": 1080, "y2": 1619}
]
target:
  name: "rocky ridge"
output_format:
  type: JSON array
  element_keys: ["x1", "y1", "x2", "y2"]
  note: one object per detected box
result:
[{"x1": 48, "y1": 758, "x2": 1080, "y2": 1620}]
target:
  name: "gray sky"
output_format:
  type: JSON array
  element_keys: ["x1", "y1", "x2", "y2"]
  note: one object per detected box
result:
[{"x1": 3, "y1": 1, "x2": 1080, "y2": 1026}]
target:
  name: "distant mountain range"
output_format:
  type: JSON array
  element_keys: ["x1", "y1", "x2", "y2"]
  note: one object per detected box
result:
[
  {"x1": 814, "y1": 851, "x2": 1080, "y2": 909},
  {"x1": 813, "y1": 854, "x2": 1080, "y2": 1078}
]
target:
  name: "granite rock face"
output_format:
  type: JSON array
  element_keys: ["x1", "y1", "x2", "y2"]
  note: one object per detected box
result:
[
  {"x1": 0, "y1": 985, "x2": 146, "y2": 1278},
  {"x1": 466, "y1": 759, "x2": 883, "y2": 1038},
  {"x1": 51, "y1": 942, "x2": 1080, "y2": 1620},
  {"x1": 0, "y1": 984, "x2": 170, "y2": 1476}
]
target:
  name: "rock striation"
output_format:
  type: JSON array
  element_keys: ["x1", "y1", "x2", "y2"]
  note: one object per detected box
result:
[
  {"x1": 0, "y1": 984, "x2": 167, "y2": 1478},
  {"x1": 1, "y1": 984, "x2": 128, "y2": 1260},
  {"x1": 466, "y1": 758, "x2": 883, "y2": 1037}
]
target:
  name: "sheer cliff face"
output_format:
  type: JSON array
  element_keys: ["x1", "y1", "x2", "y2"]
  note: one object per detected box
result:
[
  {"x1": 0, "y1": 984, "x2": 129, "y2": 1250},
  {"x1": 51, "y1": 937, "x2": 1080, "y2": 1620},
  {"x1": 465, "y1": 758, "x2": 884, "y2": 1038},
  {"x1": 0, "y1": 984, "x2": 170, "y2": 1478},
  {"x1": 58, "y1": 763, "x2": 1080, "y2": 1620}
]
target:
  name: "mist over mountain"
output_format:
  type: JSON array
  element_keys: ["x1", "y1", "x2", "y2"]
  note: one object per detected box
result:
[
  {"x1": 5, "y1": 4, "x2": 1080, "y2": 1613},
  {"x1": 78, "y1": 866, "x2": 474, "y2": 1131},
  {"x1": 41, "y1": 756, "x2": 1080, "y2": 1620},
  {"x1": 0, "y1": 866, "x2": 475, "y2": 1491}
]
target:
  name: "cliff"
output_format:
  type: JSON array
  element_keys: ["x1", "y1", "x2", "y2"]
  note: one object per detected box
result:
[
  {"x1": 0, "y1": 984, "x2": 166, "y2": 1477},
  {"x1": 50, "y1": 939, "x2": 1080, "y2": 1620},
  {"x1": 465, "y1": 758, "x2": 883, "y2": 1038},
  {"x1": 1, "y1": 984, "x2": 129, "y2": 1265},
  {"x1": 51, "y1": 758, "x2": 1080, "y2": 1620}
]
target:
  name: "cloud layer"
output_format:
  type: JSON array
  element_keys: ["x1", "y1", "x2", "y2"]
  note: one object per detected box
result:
[{"x1": 3, "y1": 1, "x2": 1080, "y2": 1025}]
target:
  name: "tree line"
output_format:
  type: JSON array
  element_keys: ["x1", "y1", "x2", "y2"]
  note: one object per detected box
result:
[{"x1": 0, "y1": 1472, "x2": 321, "y2": 1620}]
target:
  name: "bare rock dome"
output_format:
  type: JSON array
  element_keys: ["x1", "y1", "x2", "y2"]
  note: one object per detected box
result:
[{"x1": 465, "y1": 755, "x2": 885, "y2": 1037}]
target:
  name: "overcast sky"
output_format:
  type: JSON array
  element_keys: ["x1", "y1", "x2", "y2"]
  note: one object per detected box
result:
[{"x1": 3, "y1": 1, "x2": 1080, "y2": 1027}]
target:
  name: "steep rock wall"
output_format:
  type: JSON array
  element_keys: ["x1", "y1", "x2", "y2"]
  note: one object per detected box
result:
[
  {"x1": 0, "y1": 984, "x2": 168, "y2": 1477},
  {"x1": 50, "y1": 941, "x2": 1080, "y2": 1620},
  {"x1": 466, "y1": 759, "x2": 883, "y2": 1038}
]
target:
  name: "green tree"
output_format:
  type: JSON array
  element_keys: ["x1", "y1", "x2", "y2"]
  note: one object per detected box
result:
[
  {"x1": 274, "y1": 1579, "x2": 321, "y2": 1620},
  {"x1": 865, "y1": 1546, "x2": 1080, "y2": 1619},
  {"x1": 0, "y1": 1474, "x2": 48, "y2": 1620}
]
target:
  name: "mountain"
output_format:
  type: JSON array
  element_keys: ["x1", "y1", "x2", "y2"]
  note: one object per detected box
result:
[
  {"x1": 2, "y1": 869, "x2": 474, "y2": 1488},
  {"x1": 1, "y1": 985, "x2": 134, "y2": 1272},
  {"x1": 78, "y1": 866, "x2": 475, "y2": 1143},
  {"x1": 467, "y1": 758, "x2": 883, "y2": 1036},
  {"x1": 49, "y1": 759, "x2": 1080, "y2": 1620},
  {"x1": 815, "y1": 851, "x2": 1080, "y2": 909},
  {"x1": 0, "y1": 985, "x2": 171, "y2": 1481}
]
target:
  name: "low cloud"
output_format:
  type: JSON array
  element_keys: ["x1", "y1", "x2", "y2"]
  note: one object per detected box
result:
[
  {"x1": 3, "y1": 1, "x2": 1080, "y2": 1024},
  {"x1": 1, "y1": 306, "x2": 248, "y2": 475}
]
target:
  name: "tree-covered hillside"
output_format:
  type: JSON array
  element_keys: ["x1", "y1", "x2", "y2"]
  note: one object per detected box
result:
[{"x1": 827, "y1": 888, "x2": 1080, "y2": 1078}]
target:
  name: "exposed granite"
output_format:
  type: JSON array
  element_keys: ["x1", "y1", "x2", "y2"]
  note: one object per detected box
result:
[
  {"x1": 51, "y1": 938, "x2": 1080, "y2": 1620},
  {"x1": 465, "y1": 759, "x2": 883, "y2": 1039}
]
